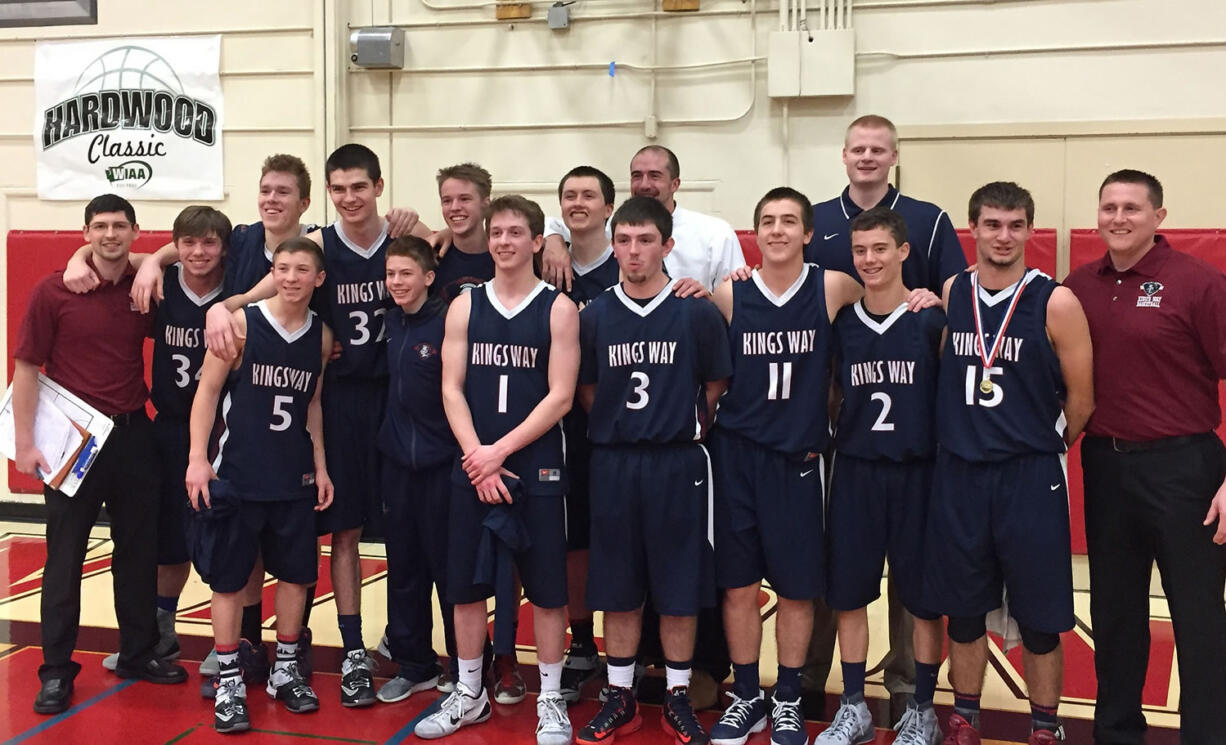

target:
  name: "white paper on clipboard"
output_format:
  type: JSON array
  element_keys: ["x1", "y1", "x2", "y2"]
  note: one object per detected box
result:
[{"x1": 0, "y1": 373, "x2": 115, "y2": 496}]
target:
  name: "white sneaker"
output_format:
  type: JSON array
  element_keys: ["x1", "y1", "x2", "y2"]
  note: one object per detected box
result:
[
  {"x1": 414, "y1": 681, "x2": 492, "y2": 739},
  {"x1": 815, "y1": 695, "x2": 874, "y2": 745},
  {"x1": 536, "y1": 691, "x2": 573, "y2": 745},
  {"x1": 892, "y1": 700, "x2": 941, "y2": 745}
]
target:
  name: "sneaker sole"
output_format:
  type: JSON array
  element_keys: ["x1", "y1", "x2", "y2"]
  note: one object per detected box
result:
[
  {"x1": 342, "y1": 695, "x2": 377, "y2": 708},
  {"x1": 266, "y1": 683, "x2": 320, "y2": 713},
  {"x1": 377, "y1": 676, "x2": 441, "y2": 704},
  {"x1": 415, "y1": 707, "x2": 493, "y2": 739},
  {"x1": 215, "y1": 721, "x2": 251, "y2": 734},
  {"x1": 662, "y1": 715, "x2": 712, "y2": 745},
  {"x1": 576, "y1": 714, "x2": 643, "y2": 745},
  {"x1": 712, "y1": 717, "x2": 768, "y2": 745},
  {"x1": 769, "y1": 733, "x2": 808, "y2": 745},
  {"x1": 495, "y1": 690, "x2": 527, "y2": 705}
]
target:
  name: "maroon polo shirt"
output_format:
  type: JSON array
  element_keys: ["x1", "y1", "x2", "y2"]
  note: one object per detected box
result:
[
  {"x1": 1064, "y1": 235, "x2": 1226, "y2": 440},
  {"x1": 13, "y1": 255, "x2": 152, "y2": 415}
]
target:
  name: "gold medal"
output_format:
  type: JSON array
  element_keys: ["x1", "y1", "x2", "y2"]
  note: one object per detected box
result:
[{"x1": 979, "y1": 378, "x2": 994, "y2": 395}]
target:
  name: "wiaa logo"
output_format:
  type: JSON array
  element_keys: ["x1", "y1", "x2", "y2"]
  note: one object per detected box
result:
[{"x1": 40, "y1": 45, "x2": 218, "y2": 190}]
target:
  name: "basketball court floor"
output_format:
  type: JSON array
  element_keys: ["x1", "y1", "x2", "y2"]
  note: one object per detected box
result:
[{"x1": 0, "y1": 520, "x2": 1184, "y2": 744}]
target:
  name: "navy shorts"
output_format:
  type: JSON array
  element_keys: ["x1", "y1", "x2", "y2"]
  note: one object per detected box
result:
[
  {"x1": 154, "y1": 415, "x2": 190, "y2": 566},
  {"x1": 317, "y1": 376, "x2": 386, "y2": 536},
  {"x1": 924, "y1": 450, "x2": 1074, "y2": 633},
  {"x1": 563, "y1": 412, "x2": 592, "y2": 551},
  {"x1": 826, "y1": 453, "x2": 937, "y2": 617},
  {"x1": 446, "y1": 468, "x2": 568, "y2": 609},
  {"x1": 709, "y1": 428, "x2": 824, "y2": 600},
  {"x1": 191, "y1": 480, "x2": 318, "y2": 593},
  {"x1": 587, "y1": 443, "x2": 715, "y2": 616}
]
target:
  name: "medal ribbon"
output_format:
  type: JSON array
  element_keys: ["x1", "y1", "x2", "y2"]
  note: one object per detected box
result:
[{"x1": 970, "y1": 270, "x2": 1028, "y2": 371}]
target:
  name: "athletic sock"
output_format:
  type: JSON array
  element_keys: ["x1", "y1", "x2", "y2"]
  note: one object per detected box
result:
[
  {"x1": 569, "y1": 619, "x2": 596, "y2": 652},
  {"x1": 217, "y1": 644, "x2": 240, "y2": 681},
  {"x1": 156, "y1": 595, "x2": 179, "y2": 614},
  {"x1": 539, "y1": 660, "x2": 563, "y2": 695},
  {"x1": 954, "y1": 691, "x2": 981, "y2": 727},
  {"x1": 731, "y1": 661, "x2": 760, "y2": 699},
  {"x1": 301, "y1": 584, "x2": 316, "y2": 627},
  {"x1": 775, "y1": 664, "x2": 802, "y2": 702},
  {"x1": 665, "y1": 659, "x2": 692, "y2": 691},
  {"x1": 241, "y1": 602, "x2": 262, "y2": 644},
  {"x1": 914, "y1": 661, "x2": 940, "y2": 708},
  {"x1": 607, "y1": 655, "x2": 637, "y2": 689},
  {"x1": 841, "y1": 660, "x2": 867, "y2": 700},
  {"x1": 274, "y1": 635, "x2": 298, "y2": 673},
  {"x1": 337, "y1": 613, "x2": 363, "y2": 652},
  {"x1": 458, "y1": 655, "x2": 483, "y2": 694},
  {"x1": 1031, "y1": 702, "x2": 1059, "y2": 732}
]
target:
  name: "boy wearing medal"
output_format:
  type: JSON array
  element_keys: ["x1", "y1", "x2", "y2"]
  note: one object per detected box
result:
[{"x1": 925, "y1": 182, "x2": 1094, "y2": 745}]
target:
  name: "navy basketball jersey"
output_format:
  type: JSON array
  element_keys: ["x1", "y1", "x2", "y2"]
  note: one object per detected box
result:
[
  {"x1": 465, "y1": 281, "x2": 566, "y2": 495},
  {"x1": 151, "y1": 264, "x2": 224, "y2": 421},
  {"x1": 834, "y1": 302, "x2": 944, "y2": 461},
  {"x1": 320, "y1": 222, "x2": 391, "y2": 379},
  {"x1": 569, "y1": 247, "x2": 620, "y2": 311},
  {"x1": 716, "y1": 265, "x2": 833, "y2": 455},
  {"x1": 213, "y1": 301, "x2": 323, "y2": 500},
  {"x1": 580, "y1": 281, "x2": 732, "y2": 445},
  {"x1": 431, "y1": 248, "x2": 494, "y2": 305},
  {"x1": 225, "y1": 222, "x2": 319, "y2": 297},
  {"x1": 938, "y1": 269, "x2": 1067, "y2": 461}
]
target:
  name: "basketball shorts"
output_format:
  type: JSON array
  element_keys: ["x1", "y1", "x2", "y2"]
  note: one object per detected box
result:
[{"x1": 317, "y1": 376, "x2": 386, "y2": 536}]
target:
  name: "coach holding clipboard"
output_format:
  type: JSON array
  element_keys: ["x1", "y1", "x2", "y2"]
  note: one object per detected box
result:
[{"x1": 11, "y1": 194, "x2": 186, "y2": 716}]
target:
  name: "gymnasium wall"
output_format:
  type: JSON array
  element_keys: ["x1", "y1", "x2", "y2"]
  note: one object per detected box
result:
[{"x1": 3, "y1": 0, "x2": 1226, "y2": 501}]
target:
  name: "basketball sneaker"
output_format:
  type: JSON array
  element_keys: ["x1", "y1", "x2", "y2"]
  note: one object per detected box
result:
[
  {"x1": 340, "y1": 648, "x2": 377, "y2": 707},
  {"x1": 536, "y1": 690, "x2": 574, "y2": 745},
  {"x1": 492, "y1": 653, "x2": 527, "y2": 704},
  {"x1": 1028, "y1": 725, "x2": 1065, "y2": 745},
  {"x1": 377, "y1": 662, "x2": 442, "y2": 703},
  {"x1": 892, "y1": 699, "x2": 942, "y2": 745},
  {"x1": 213, "y1": 677, "x2": 250, "y2": 734},
  {"x1": 815, "y1": 693, "x2": 874, "y2": 745},
  {"x1": 415, "y1": 681, "x2": 492, "y2": 738},
  {"x1": 710, "y1": 690, "x2": 768, "y2": 745},
  {"x1": 577, "y1": 685, "x2": 642, "y2": 745},
  {"x1": 560, "y1": 643, "x2": 603, "y2": 703},
  {"x1": 770, "y1": 691, "x2": 808, "y2": 745},
  {"x1": 266, "y1": 661, "x2": 319, "y2": 713},
  {"x1": 942, "y1": 713, "x2": 981, "y2": 745},
  {"x1": 663, "y1": 686, "x2": 710, "y2": 745}
]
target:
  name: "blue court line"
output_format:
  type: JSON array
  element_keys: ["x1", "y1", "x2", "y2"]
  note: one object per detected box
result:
[
  {"x1": 382, "y1": 695, "x2": 443, "y2": 745},
  {"x1": 3, "y1": 679, "x2": 136, "y2": 745}
]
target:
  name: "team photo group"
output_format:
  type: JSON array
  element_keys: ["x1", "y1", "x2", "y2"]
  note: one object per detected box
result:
[{"x1": 11, "y1": 114, "x2": 1226, "y2": 745}]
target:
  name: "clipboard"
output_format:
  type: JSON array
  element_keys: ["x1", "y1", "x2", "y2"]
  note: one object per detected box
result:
[{"x1": 0, "y1": 373, "x2": 115, "y2": 497}]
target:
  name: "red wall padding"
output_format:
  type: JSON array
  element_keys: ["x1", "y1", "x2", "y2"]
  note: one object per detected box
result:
[{"x1": 6, "y1": 230, "x2": 171, "y2": 493}]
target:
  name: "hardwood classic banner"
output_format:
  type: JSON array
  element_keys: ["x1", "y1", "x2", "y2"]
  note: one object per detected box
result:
[{"x1": 33, "y1": 36, "x2": 223, "y2": 200}]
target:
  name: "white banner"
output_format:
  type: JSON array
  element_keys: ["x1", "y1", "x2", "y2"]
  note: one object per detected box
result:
[{"x1": 34, "y1": 36, "x2": 224, "y2": 200}]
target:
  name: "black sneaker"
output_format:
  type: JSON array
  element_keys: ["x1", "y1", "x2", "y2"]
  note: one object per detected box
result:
[
  {"x1": 663, "y1": 686, "x2": 710, "y2": 745},
  {"x1": 266, "y1": 662, "x2": 320, "y2": 713},
  {"x1": 214, "y1": 677, "x2": 251, "y2": 733},
  {"x1": 238, "y1": 639, "x2": 270, "y2": 684},
  {"x1": 560, "y1": 643, "x2": 603, "y2": 704},
  {"x1": 577, "y1": 685, "x2": 642, "y2": 745},
  {"x1": 340, "y1": 648, "x2": 377, "y2": 707},
  {"x1": 296, "y1": 626, "x2": 314, "y2": 682}
]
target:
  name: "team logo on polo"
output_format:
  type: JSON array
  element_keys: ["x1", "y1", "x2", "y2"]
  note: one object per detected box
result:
[
  {"x1": 1137, "y1": 280, "x2": 1164, "y2": 308},
  {"x1": 39, "y1": 45, "x2": 218, "y2": 190}
]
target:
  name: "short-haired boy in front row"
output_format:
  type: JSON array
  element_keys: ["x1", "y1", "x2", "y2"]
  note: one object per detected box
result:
[
  {"x1": 187, "y1": 237, "x2": 335, "y2": 733},
  {"x1": 415, "y1": 196, "x2": 579, "y2": 745},
  {"x1": 819, "y1": 207, "x2": 946, "y2": 745}
]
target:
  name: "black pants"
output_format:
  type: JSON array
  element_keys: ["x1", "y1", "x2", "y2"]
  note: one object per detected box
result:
[
  {"x1": 1083, "y1": 435, "x2": 1226, "y2": 745},
  {"x1": 382, "y1": 457, "x2": 455, "y2": 678},
  {"x1": 40, "y1": 414, "x2": 159, "y2": 682}
]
